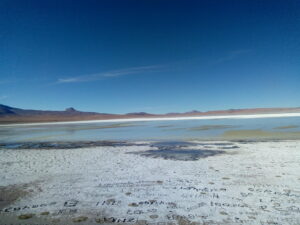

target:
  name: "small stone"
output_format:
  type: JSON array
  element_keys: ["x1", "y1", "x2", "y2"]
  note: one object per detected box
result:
[
  {"x1": 18, "y1": 214, "x2": 34, "y2": 220},
  {"x1": 208, "y1": 182, "x2": 214, "y2": 184},
  {"x1": 222, "y1": 177, "x2": 230, "y2": 180},
  {"x1": 106, "y1": 198, "x2": 115, "y2": 204},
  {"x1": 149, "y1": 214, "x2": 159, "y2": 219},
  {"x1": 40, "y1": 211, "x2": 50, "y2": 215},
  {"x1": 248, "y1": 216, "x2": 256, "y2": 219},
  {"x1": 95, "y1": 218, "x2": 104, "y2": 223},
  {"x1": 136, "y1": 220, "x2": 147, "y2": 225},
  {"x1": 157, "y1": 180, "x2": 163, "y2": 184},
  {"x1": 177, "y1": 217, "x2": 199, "y2": 225},
  {"x1": 125, "y1": 192, "x2": 132, "y2": 196},
  {"x1": 220, "y1": 211, "x2": 228, "y2": 215},
  {"x1": 168, "y1": 202, "x2": 177, "y2": 208},
  {"x1": 72, "y1": 216, "x2": 88, "y2": 222},
  {"x1": 128, "y1": 202, "x2": 138, "y2": 207}
]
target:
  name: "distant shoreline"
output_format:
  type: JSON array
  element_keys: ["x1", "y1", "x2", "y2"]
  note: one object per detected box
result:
[{"x1": 1, "y1": 112, "x2": 300, "y2": 127}]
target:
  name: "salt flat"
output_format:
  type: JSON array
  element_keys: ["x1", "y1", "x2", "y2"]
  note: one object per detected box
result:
[{"x1": 0, "y1": 140, "x2": 300, "y2": 225}]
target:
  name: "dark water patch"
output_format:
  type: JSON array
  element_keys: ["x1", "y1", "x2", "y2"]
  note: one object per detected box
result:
[
  {"x1": 189, "y1": 142, "x2": 235, "y2": 147},
  {"x1": 150, "y1": 141, "x2": 198, "y2": 149},
  {"x1": 235, "y1": 139, "x2": 282, "y2": 144},
  {"x1": 2, "y1": 143, "x2": 23, "y2": 149},
  {"x1": 274, "y1": 125, "x2": 299, "y2": 130},
  {"x1": 162, "y1": 127, "x2": 186, "y2": 131},
  {"x1": 150, "y1": 141, "x2": 238, "y2": 150},
  {"x1": 188, "y1": 125, "x2": 238, "y2": 131},
  {"x1": 0, "y1": 141, "x2": 145, "y2": 150},
  {"x1": 220, "y1": 145, "x2": 239, "y2": 149},
  {"x1": 156, "y1": 125, "x2": 174, "y2": 128},
  {"x1": 127, "y1": 149, "x2": 226, "y2": 161},
  {"x1": 62, "y1": 122, "x2": 144, "y2": 131},
  {"x1": 206, "y1": 142, "x2": 234, "y2": 146}
]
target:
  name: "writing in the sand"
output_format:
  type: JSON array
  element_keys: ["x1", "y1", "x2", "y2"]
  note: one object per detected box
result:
[
  {"x1": 0, "y1": 202, "x2": 57, "y2": 213},
  {"x1": 0, "y1": 200, "x2": 78, "y2": 213}
]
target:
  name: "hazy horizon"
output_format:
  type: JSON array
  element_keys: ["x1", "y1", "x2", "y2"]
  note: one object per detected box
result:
[{"x1": 2, "y1": 102, "x2": 300, "y2": 115}]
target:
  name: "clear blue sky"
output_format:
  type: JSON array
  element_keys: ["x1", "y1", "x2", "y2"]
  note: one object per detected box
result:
[{"x1": 1, "y1": 0, "x2": 299, "y2": 113}]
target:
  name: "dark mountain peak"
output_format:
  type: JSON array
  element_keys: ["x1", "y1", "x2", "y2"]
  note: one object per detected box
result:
[
  {"x1": 0, "y1": 104, "x2": 16, "y2": 115},
  {"x1": 126, "y1": 112, "x2": 149, "y2": 116},
  {"x1": 0, "y1": 104, "x2": 14, "y2": 110},
  {"x1": 187, "y1": 110, "x2": 202, "y2": 113},
  {"x1": 65, "y1": 107, "x2": 77, "y2": 112}
]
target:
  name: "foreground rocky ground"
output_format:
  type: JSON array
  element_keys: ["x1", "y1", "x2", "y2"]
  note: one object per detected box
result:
[{"x1": 0, "y1": 140, "x2": 300, "y2": 225}]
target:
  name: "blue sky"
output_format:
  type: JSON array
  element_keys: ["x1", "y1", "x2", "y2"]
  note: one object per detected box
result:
[{"x1": 0, "y1": 0, "x2": 299, "y2": 113}]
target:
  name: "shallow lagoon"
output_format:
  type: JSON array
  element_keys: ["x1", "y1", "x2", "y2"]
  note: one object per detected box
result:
[{"x1": 1, "y1": 116, "x2": 300, "y2": 143}]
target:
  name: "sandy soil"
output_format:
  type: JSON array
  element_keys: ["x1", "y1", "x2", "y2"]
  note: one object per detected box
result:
[
  {"x1": 0, "y1": 140, "x2": 300, "y2": 225},
  {"x1": 222, "y1": 130, "x2": 300, "y2": 140}
]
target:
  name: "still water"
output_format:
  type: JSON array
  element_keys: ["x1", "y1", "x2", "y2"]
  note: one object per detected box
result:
[{"x1": 1, "y1": 117, "x2": 300, "y2": 143}]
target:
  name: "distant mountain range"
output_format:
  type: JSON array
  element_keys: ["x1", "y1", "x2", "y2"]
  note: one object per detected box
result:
[{"x1": 1, "y1": 104, "x2": 300, "y2": 124}]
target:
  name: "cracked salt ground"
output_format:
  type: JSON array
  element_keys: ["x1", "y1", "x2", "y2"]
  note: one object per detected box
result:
[{"x1": 0, "y1": 141, "x2": 300, "y2": 224}]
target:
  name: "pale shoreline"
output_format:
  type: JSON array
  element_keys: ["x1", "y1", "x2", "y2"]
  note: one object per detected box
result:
[{"x1": 1, "y1": 112, "x2": 300, "y2": 127}]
